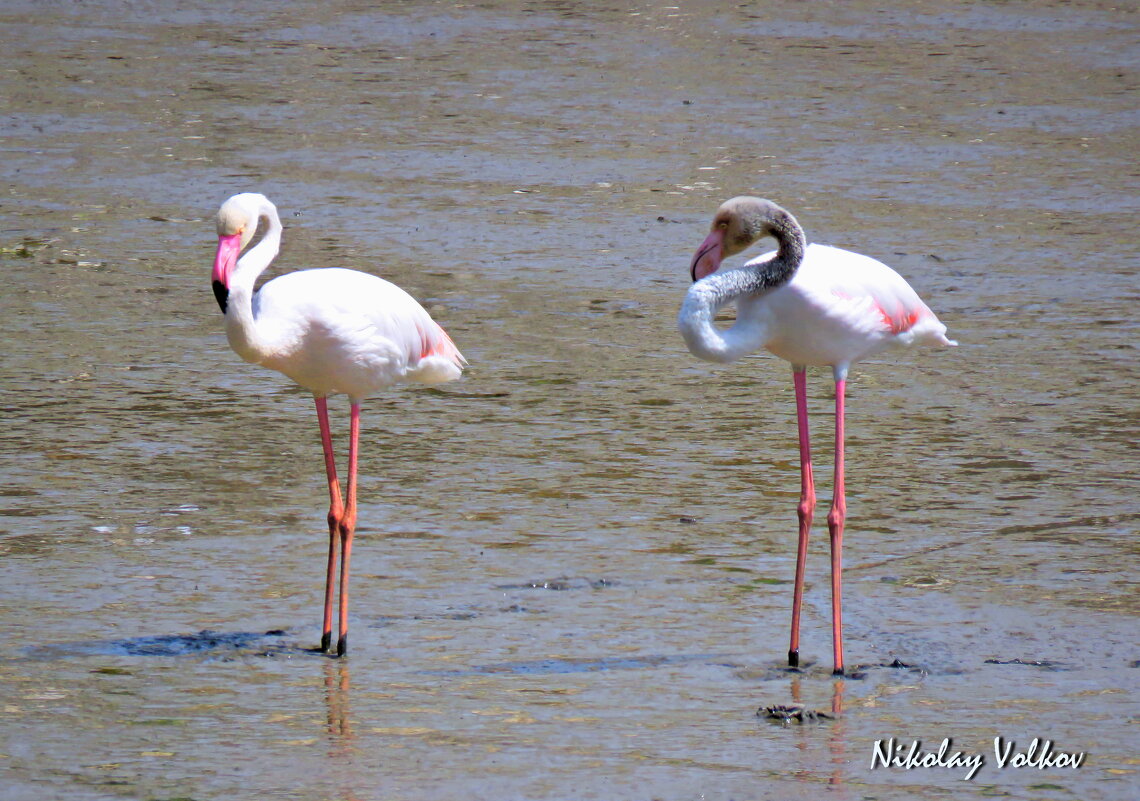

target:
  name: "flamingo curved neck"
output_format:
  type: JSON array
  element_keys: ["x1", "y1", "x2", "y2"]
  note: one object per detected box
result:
[
  {"x1": 678, "y1": 269, "x2": 773, "y2": 362},
  {"x1": 678, "y1": 222, "x2": 805, "y2": 364},
  {"x1": 225, "y1": 205, "x2": 283, "y2": 363}
]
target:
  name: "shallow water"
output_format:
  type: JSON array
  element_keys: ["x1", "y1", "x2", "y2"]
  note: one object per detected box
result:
[{"x1": 1, "y1": 1, "x2": 1137, "y2": 799}]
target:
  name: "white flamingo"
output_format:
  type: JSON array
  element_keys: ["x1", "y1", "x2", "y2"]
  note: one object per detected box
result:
[
  {"x1": 211, "y1": 192, "x2": 465, "y2": 656},
  {"x1": 678, "y1": 196, "x2": 956, "y2": 675}
]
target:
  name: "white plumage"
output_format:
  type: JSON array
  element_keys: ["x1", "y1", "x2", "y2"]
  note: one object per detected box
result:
[
  {"x1": 213, "y1": 193, "x2": 464, "y2": 401},
  {"x1": 244, "y1": 267, "x2": 463, "y2": 396},
  {"x1": 733, "y1": 243, "x2": 955, "y2": 368}
]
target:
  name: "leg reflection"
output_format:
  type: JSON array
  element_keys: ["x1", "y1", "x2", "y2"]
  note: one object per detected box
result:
[
  {"x1": 321, "y1": 659, "x2": 363, "y2": 801},
  {"x1": 829, "y1": 678, "x2": 846, "y2": 787},
  {"x1": 323, "y1": 658, "x2": 354, "y2": 745}
]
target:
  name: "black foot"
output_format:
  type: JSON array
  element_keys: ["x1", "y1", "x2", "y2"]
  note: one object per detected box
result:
[
  {"x1": 336, "y1": 635, "x2": 347, "y2": 658},
  {"x1": 320, "y1": 631, "x2": 332, "y2": 654},
  {"x1": 832, "y1": 666, "x2": 845, "y2": 677},
  {"x1": 788, "y1": 650, "x2": 799, "y2": 668}
]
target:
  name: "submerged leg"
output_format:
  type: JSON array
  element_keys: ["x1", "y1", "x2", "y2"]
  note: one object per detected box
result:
[
  {"x1": 336, "y1": 403, "x2": 361, "y2": 658},
  {"x1": 828, "y1": 376, "x2": 848, "y2": 676},
  {"x1": 316, "y1": 396, "x2": 344, "y2": 654},
  {"x1": 789, "y1": 367, "x2": 815, "y2": 668}
]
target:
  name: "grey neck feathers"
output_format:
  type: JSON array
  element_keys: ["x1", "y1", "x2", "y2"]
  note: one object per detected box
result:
[
  {"x1": 701, "y1": 207, "x2": 806, "y2": 306},
  {"x1": 677, "y1": 205, "x2": 807, "y2": 363},
  {"x1": 740, "y1": 204, "x2": 806, "y2": 293}
]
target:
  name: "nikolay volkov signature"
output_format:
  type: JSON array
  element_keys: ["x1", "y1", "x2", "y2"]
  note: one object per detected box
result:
[{"x1": 871, "y1": 737, "x2": 1085, "y2": 781}]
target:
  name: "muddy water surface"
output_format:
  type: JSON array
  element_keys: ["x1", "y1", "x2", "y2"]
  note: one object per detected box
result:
[{"x1": 1, "y1": 2, "x2": 1137, "y2": 799}]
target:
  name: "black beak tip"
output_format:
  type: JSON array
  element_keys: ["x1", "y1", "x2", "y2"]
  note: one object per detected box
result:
[{"x1": 212, "y1": 280, "x2": 229, "y2": 314}]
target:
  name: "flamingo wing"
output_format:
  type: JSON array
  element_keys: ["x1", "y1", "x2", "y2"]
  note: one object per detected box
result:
[
  {"x1": 250, "y1": 268, "x2": 464, "y2": 397},
  {"x1": 738, "y1": 245, "x2": 954, "y2": 366}
]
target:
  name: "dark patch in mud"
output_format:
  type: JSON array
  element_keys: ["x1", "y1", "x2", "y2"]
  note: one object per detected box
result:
[
  {"x1": 20, "y1": 629, "x2": 308, "y2": 661},
  {"x1": 760, "y1": 704, "x2": 837, "y2": 725},
  {"x1": 742, "y1": 657, "x2": 947, "y2": 681},
  {"x1": 494, "y1": 576, "x2": 614, "y2": 591},
  {"x1": 984, "y1": 657, "x2": 1068, "y2": 670},
  {"x1": 366, "y1": 609, "x2": 479, "y2": 629}
]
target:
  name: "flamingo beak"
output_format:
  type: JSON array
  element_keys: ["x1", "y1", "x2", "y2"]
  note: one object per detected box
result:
[
  {"x1": 690, "y1": 228, "x2": 725, "y2": 282},
  {"x1": 212, "y1": 233, "x2": 243, "y2": 313}
]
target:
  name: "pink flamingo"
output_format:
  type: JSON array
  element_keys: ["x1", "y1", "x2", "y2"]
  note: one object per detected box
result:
[
  {"x1": 211, "y1": 193, "x2": 465, "y2": 656},
  {"x1": 678, "y1": 196, "x2": 956, "y2": 675}
]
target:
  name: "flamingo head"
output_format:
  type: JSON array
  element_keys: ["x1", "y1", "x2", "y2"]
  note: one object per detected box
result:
[
  {"x1": 689, "y1": 196, "x2": 791, "y2": 282},
  {"x1": 212, "y1": 194, "x2": 262, "y2": 313}
]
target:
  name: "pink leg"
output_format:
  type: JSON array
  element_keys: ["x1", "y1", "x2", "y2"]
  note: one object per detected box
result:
[
  {"x1": 828, "y1": 378, "x2": 848, "y2": 675},
  {"x1": 336, "y1": 403, "x2": 361, "y2": 658},
  {"x1": 316, "y1": 397, "x2": 344, "y2": 654},
  {"x1": 789, "y1": 368, "x2": 815, "y2": 668}
]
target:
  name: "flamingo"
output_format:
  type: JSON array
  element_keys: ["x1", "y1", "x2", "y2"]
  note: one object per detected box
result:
[
  {"x1": 210, "y1": 192, "x2": 465, "y2": 657},
  {"x1": 677, "y1": 196, "x2": 956, "y2": 675}
]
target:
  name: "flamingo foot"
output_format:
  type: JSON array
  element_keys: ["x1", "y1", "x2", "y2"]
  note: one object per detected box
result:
[
  {"x1": 320, "y1": 631, "x2": 333, "y2": 654},
  {"x1": 336, "y1": 635, "x2": 348, "y2": 658},
  {"x1": 788, "y1": 650, "x2": 800, "y2": 668}
]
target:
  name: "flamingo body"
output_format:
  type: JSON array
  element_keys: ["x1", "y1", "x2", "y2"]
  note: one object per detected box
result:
[
  {"x1": 678, "y1": 197, "x2": 955, "y2": 675},
  {"x1": 231, "y1": 267, "x2": 463, "y2": 398},
  {"x1": 210, "y1": 192, "x2": 464, "y2": 656},
  {"x1": 680, "y1": 243, "x2": 955, "y2": 371},
  {"x1": 741, "y1": 244, "x2": 953, "y2": 366}
]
